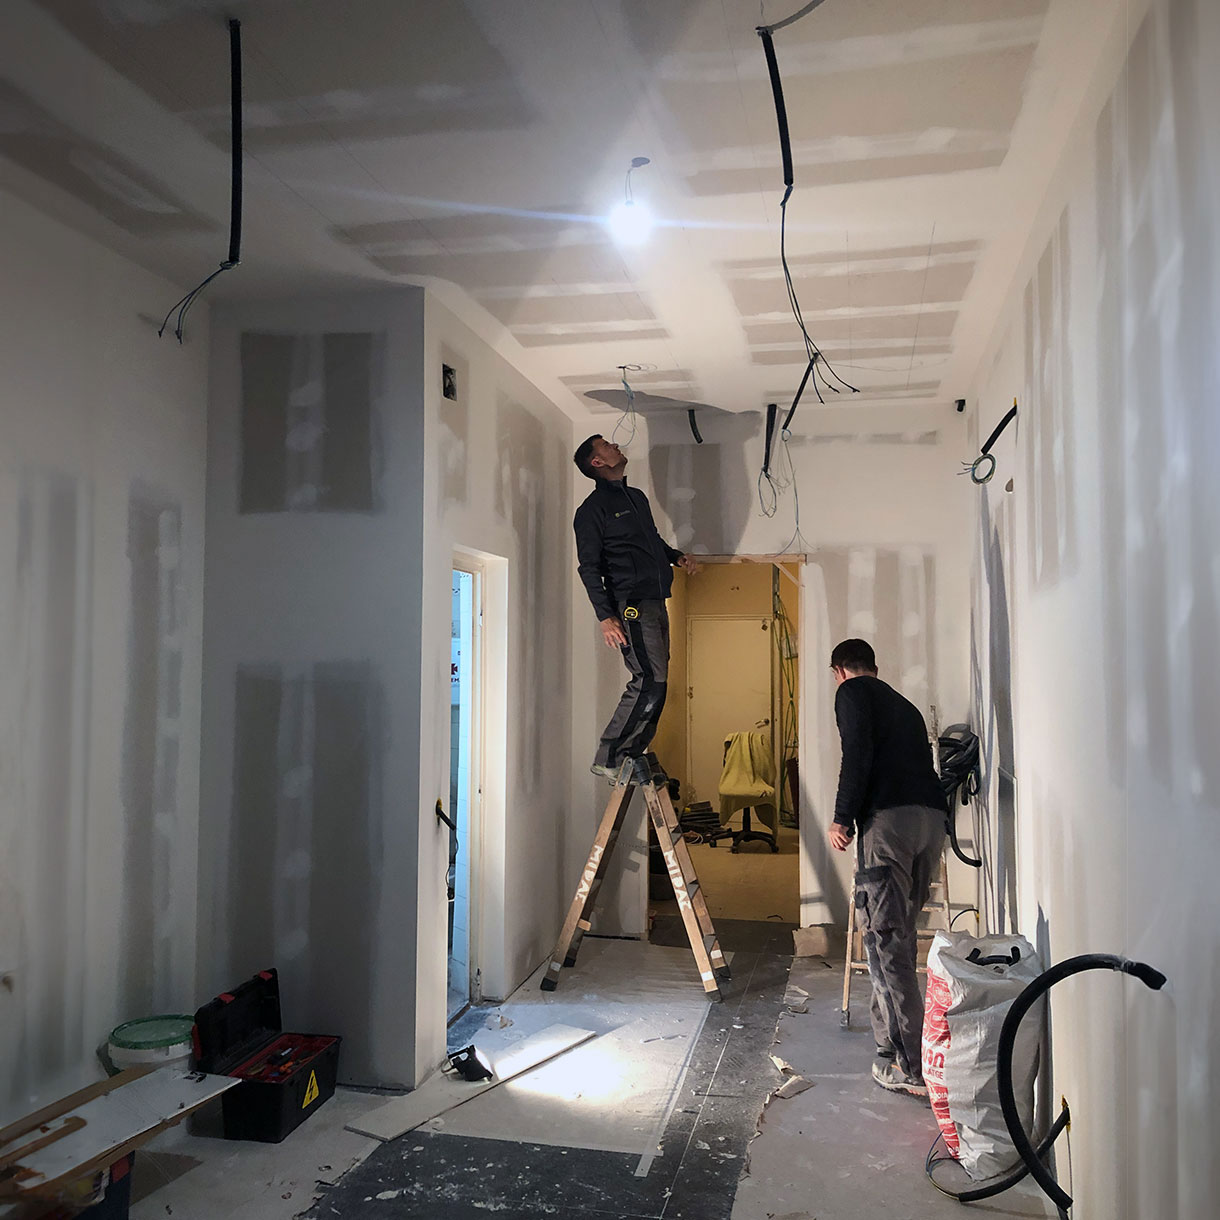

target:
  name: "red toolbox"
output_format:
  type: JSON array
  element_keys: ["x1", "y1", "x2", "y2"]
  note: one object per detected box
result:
[{"x1": 193, "y1": 968, "x2": 341, "y2": 1143}]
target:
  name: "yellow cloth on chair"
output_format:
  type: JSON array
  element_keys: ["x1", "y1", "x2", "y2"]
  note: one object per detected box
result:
[{"x1": 718, "y1": 730, "x2": 777, "y2": 832}]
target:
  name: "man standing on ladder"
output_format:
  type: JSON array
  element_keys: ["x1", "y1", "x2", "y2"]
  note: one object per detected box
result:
[
  {"x1": 572, "y1": 435, "x2": 699, "y2": 780},
  {"x1": 827, "y1": 638, "x2": 947, "y2": 1098}
]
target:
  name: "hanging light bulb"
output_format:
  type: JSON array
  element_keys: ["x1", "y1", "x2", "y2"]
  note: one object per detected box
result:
[
  {"x1": 608, "y1": 156, "x2": 653, "y2": 246},
  {"x1": 608, "y1": 199, "x2": 653, "y2": 246}
]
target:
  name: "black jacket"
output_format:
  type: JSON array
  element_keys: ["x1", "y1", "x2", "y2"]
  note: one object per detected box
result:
[
  {"x1": 833, "y1": 675, "x2": 948, "y2": 828},
  {"x1": 574, "y1": 478, "x2": 683, "y2": 621}
]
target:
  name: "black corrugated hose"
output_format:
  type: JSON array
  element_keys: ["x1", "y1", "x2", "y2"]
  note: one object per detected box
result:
[{"x1": 996, "y1": 954, "x2": 1168, "y2": 1215}]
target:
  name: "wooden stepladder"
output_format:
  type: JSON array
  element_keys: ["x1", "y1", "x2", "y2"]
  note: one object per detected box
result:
[{"x1": 542, "y1": 755, "x2": 730, "y2": 1001}]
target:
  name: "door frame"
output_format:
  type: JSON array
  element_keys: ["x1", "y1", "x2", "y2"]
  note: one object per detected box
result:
[
  {"x1": 684, "y1": 613, "x2": 775, "y2": 807},
  {"x1": 451, "y1": 551, "x2": 486, "y2": 1008}
]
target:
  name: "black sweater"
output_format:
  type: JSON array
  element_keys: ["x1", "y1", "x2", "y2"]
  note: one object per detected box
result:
[
  {"x1": 833, "y1": 675, "x2": 948, "y2": 828},
  {"x1": 574, "y1": 478, "x2": 683, "y2": 621}
]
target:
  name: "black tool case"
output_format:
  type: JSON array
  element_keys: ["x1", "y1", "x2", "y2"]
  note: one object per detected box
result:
[{"x1": 193, "y1": 968, "x2": 341, "y2": 1143}]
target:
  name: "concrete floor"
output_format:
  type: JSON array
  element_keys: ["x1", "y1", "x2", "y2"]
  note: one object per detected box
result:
[
  {"x1": 119, "y1": 939, "x2": 1058, "y2": 1219},
  {"x1": 734, "y1": 954, "x2": 1056, "y2": 1220}
]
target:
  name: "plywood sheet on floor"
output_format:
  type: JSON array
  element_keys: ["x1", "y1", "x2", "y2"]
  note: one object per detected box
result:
[
  {"x1": 430, "y1": 940, "x2": 712, "y2": 1157},
  {"x1": 348, "y1": 1025, "x2": 596, "y2": 1142},
  {"x1": 304, "y1": 921, "x2": 796, "y2": 1220}
]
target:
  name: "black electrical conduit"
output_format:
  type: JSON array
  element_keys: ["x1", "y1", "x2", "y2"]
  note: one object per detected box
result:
[
  {"x1": 159, "y1": 18, "x2": 243, "y2": 341},
  {"x1": 687, "y1": 409, "x2": 704, "y2": 445},
  {"x1": 947, "y1": 810, "x2": 982, "y2": 868},
  {"x1": 757, "y1": 30, "x2": 793, "y2": 197},
  {"x1": 996, "y1": 954, "x2": 1168, "y2": 1215},
  {"x1": 756, "y1": 4, "x2": 858, "y2": 501},
  {"x1": 963, "y1": 400, "x2": 1019, "y2": 484},
  {"x1": 761, "y1": 401, "x2": 779, "y2": 476},
  {"x1": 757, "y1": 0, "x2": 830, "y2": 36}
]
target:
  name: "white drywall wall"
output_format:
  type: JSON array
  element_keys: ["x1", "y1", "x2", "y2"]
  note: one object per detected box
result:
[
  {"x1": 418, "y1": 295, "x2": 575, "y2": 1079},
  {"x1": 0, "y1": 186, "x2": 208, "y2": 1123},
  {"x1": 200, "y1": 290, "x2": 426, "y2": 1089},
  {"x1": 969, "y1": 0, "x2": 1219, "y2": 1215},
  {"x1": 604, "y1": 407, "x2": 974, "y2": 931}
]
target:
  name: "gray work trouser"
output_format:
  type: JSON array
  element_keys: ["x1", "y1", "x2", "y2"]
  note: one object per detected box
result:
[
  {"x1": 594, "y1": 600, "x2": 669, "y2": 768},
  {"x1": 854, "y1": 806, "x2": 946, "y2": 1079}
]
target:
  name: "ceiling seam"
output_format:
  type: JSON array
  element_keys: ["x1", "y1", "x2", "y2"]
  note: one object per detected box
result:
[
  {"x1": 236, "y1": 36, "x2": 447, "y2": 259},
  {"x1": 587, "y1": 0, "x2": 687, "y2": 384},
  {"x1": 719, "y1": 0, "x2": 772, "y2": 231},
  {"x1": 906, "y1": 221, "x2": 937, "y2": 391}
]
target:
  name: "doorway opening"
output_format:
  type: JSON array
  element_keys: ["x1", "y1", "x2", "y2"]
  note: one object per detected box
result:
[
  {"x1": 649, "y1": 558, "x2": 802, "y2": 929},
  {"x1": 448, "y1": 563, "x2": 481, "y2": 1022}
]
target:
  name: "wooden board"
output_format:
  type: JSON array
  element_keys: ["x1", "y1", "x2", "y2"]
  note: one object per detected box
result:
[
  {"x1": 346, "y1": 1024, "x2": 595, "y2": 1142},
  {"x1": 0, "y1": 1068, "x2": 239, "y2": 1200}
]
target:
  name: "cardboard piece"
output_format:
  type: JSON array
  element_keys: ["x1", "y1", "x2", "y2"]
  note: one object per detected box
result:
[{"x1": 792, "y1": 925, "x2": 843, "y2": 959}]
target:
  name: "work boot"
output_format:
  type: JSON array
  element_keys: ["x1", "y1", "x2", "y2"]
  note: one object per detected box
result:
[
  {"x1": 590, "y1": 762, "x2": 621, "y2": 784},
  {"x1": 871, "y1": 1060, "x2": 928, "y2": 1099}
]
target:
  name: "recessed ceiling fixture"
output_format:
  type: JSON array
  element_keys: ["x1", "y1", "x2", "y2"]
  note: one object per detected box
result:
[{"x1": 607, "y1": 156, "x2": 652, "y2": 247}]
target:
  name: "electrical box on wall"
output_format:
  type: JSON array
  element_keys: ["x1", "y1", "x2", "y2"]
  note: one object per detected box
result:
[{"x1": 443, "y1": 364, "x2": 458, "y2": 401}]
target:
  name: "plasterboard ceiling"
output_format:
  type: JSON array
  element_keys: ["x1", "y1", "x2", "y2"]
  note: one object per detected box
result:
[{"x1": 3, "y1": 0, "x2": 1121, "y2": 419}]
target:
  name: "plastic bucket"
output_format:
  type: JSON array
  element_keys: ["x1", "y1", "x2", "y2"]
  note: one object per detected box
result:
[{"x1": 108, "y1": 1014, "x2": 195, "y2": 1073}]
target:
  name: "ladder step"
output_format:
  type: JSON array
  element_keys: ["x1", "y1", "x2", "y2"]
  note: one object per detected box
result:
[{"x1": 547, "y1": 765, "x2": 726, "y2": 1000}]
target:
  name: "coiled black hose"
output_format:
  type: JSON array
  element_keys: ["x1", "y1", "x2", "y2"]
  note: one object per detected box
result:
[
  {"x1": 996, "y1": 954, "x2": 1167, "y2": 1214},
  {"x1": 926, "y1": 1101, "x2": 1071, "y2": 1203}
]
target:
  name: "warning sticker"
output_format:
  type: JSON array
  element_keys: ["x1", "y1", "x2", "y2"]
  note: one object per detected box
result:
[{"x1": 302, "y1": 1070, "x2": 320, "y2": 1109}]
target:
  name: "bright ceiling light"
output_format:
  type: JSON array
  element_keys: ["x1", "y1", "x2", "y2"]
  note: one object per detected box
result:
[
  {"x1": 608, "y1": 156, "x2": 653, "y2": 247},
  {"x1": 608, "y1": 199, "x2": 653, "y2": 246}
]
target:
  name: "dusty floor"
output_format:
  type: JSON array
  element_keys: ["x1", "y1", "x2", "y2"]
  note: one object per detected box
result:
[
  {"x1": 122, "y1": 931, "x2": 1057, "y2": 1219},
  {"x1": 734, "y1": 954, "x2": 1056, "y2": 1220}
]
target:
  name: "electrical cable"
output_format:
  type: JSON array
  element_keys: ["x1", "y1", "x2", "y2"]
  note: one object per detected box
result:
[
  {"x1": 610, "y1": 365, "x2": 642, "y2": 447},
  {"x1": 757, "y1": 0, "x2": 830, "y2": 34},
  {"x1": 771, "y1": 569, "x2": 800, "y2": 822},
  {"x1": 925, "y1": 1104, "x2": 1071, "y2": 1203},
  {"x1": 996, "y1": 954, "x2": 1167, "y2": 1215},
  {"x1": 755, "y1": 9, "x2": 858, "y2": 523},
  {"x1": 961, "y1": 399, "x2": 1018, "y2": 484},
  {"x1": 159, "y1": 18, "x2": 243, "y2": 343},
  {"x1": 687, "y1": 409, "x2": 704, "y2": 444}
]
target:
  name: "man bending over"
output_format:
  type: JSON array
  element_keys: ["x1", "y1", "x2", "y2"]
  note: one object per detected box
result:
[{"x1": 827, "y1": 638, "x2": 947, "y2": 1098}]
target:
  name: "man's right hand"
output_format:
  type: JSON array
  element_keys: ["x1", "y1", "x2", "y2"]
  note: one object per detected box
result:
[{"x1": 600, "y1": 617, "x2": 628, "y2": 649}]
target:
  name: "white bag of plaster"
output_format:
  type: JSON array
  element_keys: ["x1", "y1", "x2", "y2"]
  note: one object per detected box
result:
[{"x1": 921, "y1": 931, "x2": 1044, "y2": 1179}]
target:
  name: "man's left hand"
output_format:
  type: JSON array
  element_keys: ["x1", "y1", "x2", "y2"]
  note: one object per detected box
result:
[
  {"x1": 678, "y1": 555, "x2": 701, "y2": 576},
  {"x1": 828, "y1": 824, "x2": 853, "y2": 852}
]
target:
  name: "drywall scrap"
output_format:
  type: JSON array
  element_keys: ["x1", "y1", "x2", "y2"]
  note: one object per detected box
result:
[
  {"x1": 768, "y1": 1054, "x2": 815, "y2": 1100},
  {"x1": 345, "y1": 1024, "x2": 594, "y2": 1141}
]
